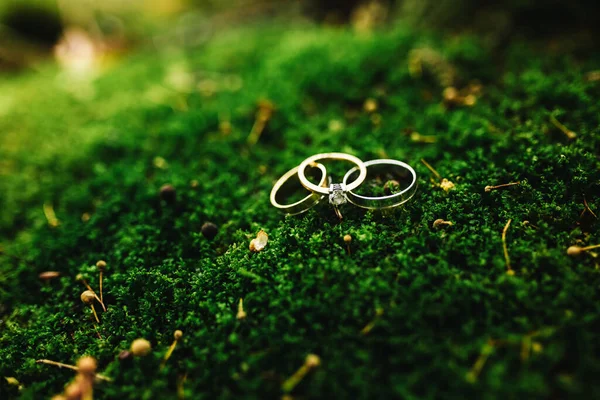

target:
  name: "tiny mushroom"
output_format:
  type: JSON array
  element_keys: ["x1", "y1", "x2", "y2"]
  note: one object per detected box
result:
[
  {"x1": 39, "y1": 271, "x2": 61, "y2": 281},
  {"x1": 131, "y1": 338, "x2": 152, "y2": 356},
  {"x1": 305, "y1": 354, "x2": 321, "y2": 369},
  {"x1": 159, "y1": 184, "x2": 176, "y2": 203},
  {"x1": 282, "y1": 353, "x2": 322, "y2": 393},
  {"x1": 343, "y1": 234, "x2": 352, "y2": 255},
  {"x1": 96, "y1": 260, "x2": 106, "y2": 304},
  {"x1": 80, "y1": 290, "x2": 100, "y2": 323},
  {"x1": 77, "y1": 356, "x2": 97, "y2": 376},
  {"x1": 201, "y1": 222, "x2": 219, "y2": 240},
  {"x1": 567, "y1": 244, "x2": 600, "y2": 256}
]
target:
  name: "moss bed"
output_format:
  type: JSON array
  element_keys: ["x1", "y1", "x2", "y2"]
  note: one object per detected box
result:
[{"x1": 1, "y1": 20, "x2": 600, "y2": 399}]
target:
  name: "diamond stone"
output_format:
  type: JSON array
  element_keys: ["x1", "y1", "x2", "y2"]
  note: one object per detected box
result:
[{"x1": 329, "y1": 183, "x2": 347, "y2": 205}]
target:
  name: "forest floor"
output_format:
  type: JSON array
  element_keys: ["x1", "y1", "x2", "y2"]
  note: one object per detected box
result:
[{"x1": 1, "y1": 16, "x2": 600, "y2": 399}]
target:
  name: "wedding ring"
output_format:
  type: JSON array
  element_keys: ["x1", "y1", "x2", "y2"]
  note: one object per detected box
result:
[
  {"x1": 270, "y1": 163, "x2": 328, "y2": 215},
  {"x1": 297, "y1": 152, "x2": 367, "y2": 206},
  {"x1": 342, "y1": 159, "x2": 417, "y2": 209}
]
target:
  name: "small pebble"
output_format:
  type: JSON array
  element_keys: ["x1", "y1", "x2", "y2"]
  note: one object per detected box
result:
[
  {"x1": 201, "y1": 222, "x2": 218, "y2": 240},
  {"x1": 159, "y1": 184, "x2": 176, "y2": 203}
]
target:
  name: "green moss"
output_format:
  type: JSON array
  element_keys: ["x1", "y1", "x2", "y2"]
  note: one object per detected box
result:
[{"x1": 1, "y1": 21, "x2": 600, "y2": 399}]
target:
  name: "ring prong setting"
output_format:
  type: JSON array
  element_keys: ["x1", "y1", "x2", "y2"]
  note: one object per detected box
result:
[{"x1": 329, "y1": 183, "x2": 347, "y2": 206}]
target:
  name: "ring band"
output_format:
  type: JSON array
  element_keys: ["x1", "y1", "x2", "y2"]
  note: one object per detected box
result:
[
  {"x1": 297, "y1": 152, "x2": 367, "y2": 206},
  {"x1": 342, "y1": 159, "x2": 417, "y2": 210},
  {"x1": 270, "y1": 163, "x2": 328, "y2": 215}
]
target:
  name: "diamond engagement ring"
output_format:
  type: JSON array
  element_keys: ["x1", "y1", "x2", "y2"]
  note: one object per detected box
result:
[{"x1": 297, "y1": 152, "x2": 367, "y2": 207}]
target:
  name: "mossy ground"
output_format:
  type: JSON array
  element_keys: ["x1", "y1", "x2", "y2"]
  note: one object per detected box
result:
[{"x1": 1, "y1": 19, "x2": 600, "y2": 399}]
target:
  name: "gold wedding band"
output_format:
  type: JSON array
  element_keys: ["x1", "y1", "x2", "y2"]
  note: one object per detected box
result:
[{"x1": 270, "y1": 163, "x2": 328, "y2": 215}]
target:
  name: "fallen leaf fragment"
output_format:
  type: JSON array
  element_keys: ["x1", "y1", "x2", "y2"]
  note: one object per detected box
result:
[{"x1": 249, "y1": 230, "x2": 268, "y2": 252}]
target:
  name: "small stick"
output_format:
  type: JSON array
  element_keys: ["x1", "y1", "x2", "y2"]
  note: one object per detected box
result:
[
  {"x1": 247, "y1": 100, "x2": 274, "y2": 145},
  {"x1": 96, "y1": 261, "x2": 106, "y2": 304},
  {"x1": 333, "y1": 206, "x2": 343, "y2": 221},
  {"x1": 465, "y1": 341, "x2": 494, "y2": 383},
  {"x1": 177, "y1": 372, "x2": 188, "y2": 400},
  {"x1": 94, "y1": 324, "x2": 103, "y2": 340},
  {"x1": 522, "y1": 221, "x2": 538, "y2": 229},
  {"x1": 421, "y1": 159, "x2": 456, "y2": 192},
  {"x1": 549, "y1": 115, "x2": 576, "y2": 140},
  {"x1": 521, "y1": 335, "x2": 532, "y2": 362},
  {"x1": 583, "y1": 196, "x2": 597, "y2": 218},
  {"x1": 282, "y1": 354, "x2": 321, "y2": 393},
  {"x1": 410, "y1": 132, "x2": 436, "y2": 143},
  {"x1": 502, "y1": 219, "x2": 513, "y2": 275},
  {"x1": 420, "y1": 159, "x2": 441, "y2": 180},
  {"x1": 360, "y1": 308, "x2": 384, "y2": 335},
  {"x1": 485, "y1": 182, "x2": 520, "y2": 192},
  {"x1": 236, "y1": 298, "x2": 247, "y2": 320},
  {"x1": 77, "y1": 274, "x2": 94, "y2": 293},
  {"x1": 35, "y1": 360, "x2": 112, "y2": 382},
  {"x1": 43, "y1": 203, "x2": 60, "y2": 227},
  {"x1": 90, "y1": 304, "x2": 100, "y2": 323}
]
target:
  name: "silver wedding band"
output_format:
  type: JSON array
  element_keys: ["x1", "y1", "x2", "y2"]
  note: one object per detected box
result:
[{"x1": 343, "y1": 159, "x2": 417, "y2": 210}]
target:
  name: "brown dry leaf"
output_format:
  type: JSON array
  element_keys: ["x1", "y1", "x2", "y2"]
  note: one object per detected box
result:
[{"x1": 440, "y1": 178, "x2": 455, "y2": 192}]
